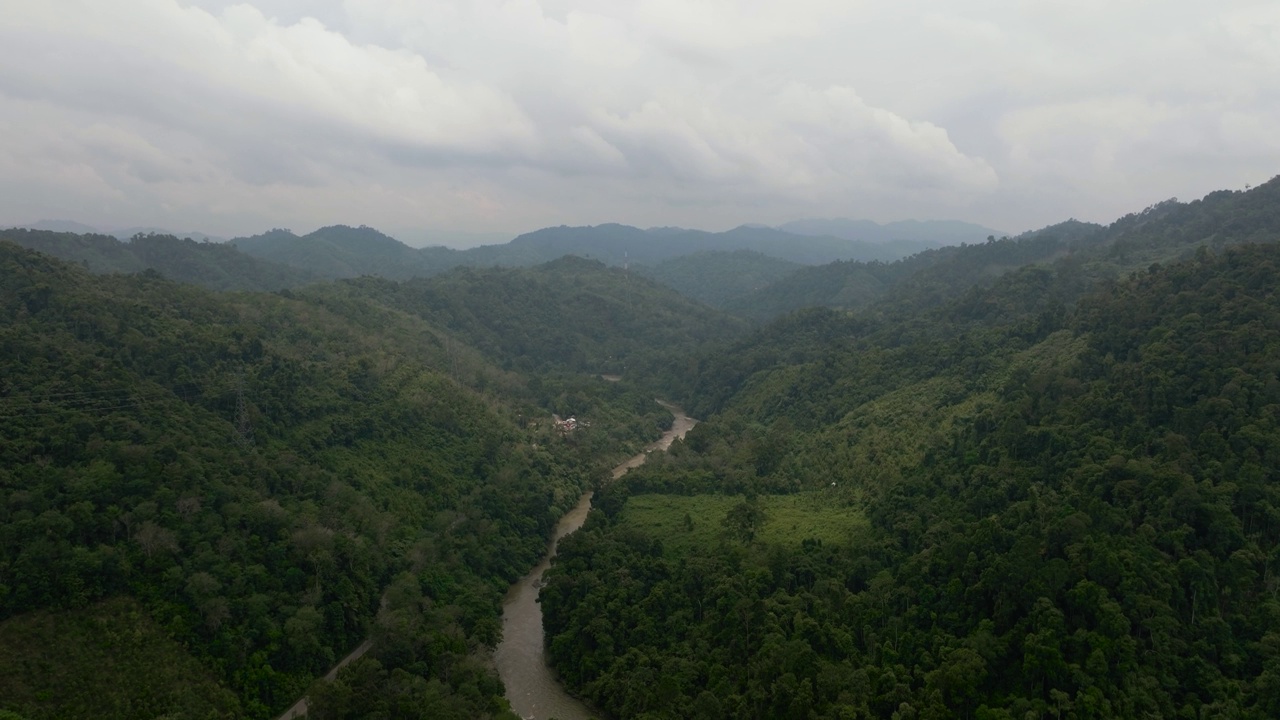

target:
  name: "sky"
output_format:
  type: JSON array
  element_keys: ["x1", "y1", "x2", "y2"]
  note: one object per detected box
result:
[{"x1": 0, "y1": 0, "x2": 1276, "y2": 243}]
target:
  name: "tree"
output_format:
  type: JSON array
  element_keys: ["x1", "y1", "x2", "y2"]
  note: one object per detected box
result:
[{"x1": 723, "y1": 497, "x2": 766, "y2": 544}]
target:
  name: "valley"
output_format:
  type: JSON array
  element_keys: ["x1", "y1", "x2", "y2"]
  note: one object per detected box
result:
[
  {"x1": 495, "y1": 405, "x2": 696, "y2": 720},
  {"x1": 1, "y1": 177, "x2": 1279, "y2": 719}
]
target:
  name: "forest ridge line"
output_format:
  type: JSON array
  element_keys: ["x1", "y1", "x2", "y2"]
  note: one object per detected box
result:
[{"x1": 0, "y1": 175, "x2": 1279, "y2": 718}]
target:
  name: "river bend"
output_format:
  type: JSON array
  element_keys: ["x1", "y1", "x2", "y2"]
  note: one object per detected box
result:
[{"x1": 494, "y1": 404, "x2": 696, "y2": 720}]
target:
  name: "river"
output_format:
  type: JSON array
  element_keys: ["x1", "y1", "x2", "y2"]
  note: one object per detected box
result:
[{"x1": 493, "y1": 403, "x2": 697, "y2": 720}]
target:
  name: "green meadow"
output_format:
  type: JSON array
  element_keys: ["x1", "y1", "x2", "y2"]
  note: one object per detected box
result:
[{"x1": 615, "y1": 492, "x2": 867, "y2": 556}]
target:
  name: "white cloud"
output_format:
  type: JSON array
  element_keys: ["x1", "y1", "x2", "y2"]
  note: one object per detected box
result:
[
  {"x1": 630, "y1": 0, "x2": 858, "y2": 51},
  {"x1": 0, "y1": 0, "x2": 1274, "y2": 235}
]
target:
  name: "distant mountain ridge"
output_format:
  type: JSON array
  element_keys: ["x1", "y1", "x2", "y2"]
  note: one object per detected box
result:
[
  {"x1": 110, "y1": 226, "x2": 227, "y2": 243},
  {"x1": 0, "y1": 228, "x2": 315, "y2": 291},
  {"x1": 633, "y1": 251, "x2": 802, "y2": 309},
  {"x1": 8, "y1": 220, "x2": 226, "y2": 243},
  {"x1": 778, "y1": 217, "x2": 1005, "y2": 244},
  {"x1": 13, "y1": 181, "x2": 1276, "y2": 324},
  {"x1": 728, "y1": 178, "x2": 1280, "y2": 320},
  {"x1": 19, "y1": 219, "x2": 103, "y2": 235},
  {"x1": 502, "y1": 223, "x2": 942, "y2": 266},
  {"x1": 9, "y1": 217, "x2": 991, "y2": 289},
  {"x1": 228, "y1": 222, "x2": 950, "y2": 281}
]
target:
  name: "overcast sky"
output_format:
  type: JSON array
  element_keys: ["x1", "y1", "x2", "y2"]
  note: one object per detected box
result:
[{"x1": 1, "y1": 0, "x2": 1276, "y2": 241}]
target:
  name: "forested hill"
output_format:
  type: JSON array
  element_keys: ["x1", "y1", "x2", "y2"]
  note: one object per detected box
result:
[
  {"x1": 491, "y1": 224, "x2": 942, "y2": 267},
  {"x1": 728, "y1": 178, "x2": 1280, "y2": 320},
  {"x1": 0, "y1": 228, "x2": 316, "y2": 291},
  {"x1": 0, "y1": 241, "x2": 695, "y2": 719},
  {"x1": 228, "y1": 225, "x2": 456, "y2": 280},
  {"x1": 778, "y1": 217, "x2": 1003, "y2": 245},
  {"x1": 226, "y1": 222, "x2": 947, "y2": 282},
  {"x1": 717, "y1": 220, "x2": 1102, "y2": 320},
  {"x1": 7, "y1": 175, "x2": 1279, "y2": 720},
  {"x1": 633, "y1": 251, "x2": 803, "y2": 309},
  {"x1": 320, "y1": 256, "x2": 745, "y2": 383},
  {"x1": 15, "y1": 181, "x2": 1276, "y2": 323},
  {"x1": 540, "y1": 212, "x2": 1280, "y2": 715}
]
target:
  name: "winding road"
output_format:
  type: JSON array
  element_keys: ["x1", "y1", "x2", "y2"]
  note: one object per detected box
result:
[
  {"x1": 276, "y1": 639, "x2": 373, "y2": 720},
  {"x1": 275, "y1": 403, "x2": 695, "y2": 720}
]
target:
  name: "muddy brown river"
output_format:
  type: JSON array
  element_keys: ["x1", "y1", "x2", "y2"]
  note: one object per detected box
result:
[{"x1": 493, "y1": 403, "x2": 697, "y2": 720}]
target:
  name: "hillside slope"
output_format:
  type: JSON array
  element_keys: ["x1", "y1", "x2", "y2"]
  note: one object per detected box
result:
[
  {"x1": 634, "y1": 250, "x2": 803, "y2": 309},
  {"x1": 0, "y1": 228, "x2": 315, "y2": 291},
  {"x1": 327, "y1": 255, "x2": 746, "y2": 382},
  {"x1": 730, "y1": 177, "x2": 1279, "y2": 321},
  {"x1": 0, "y1": 241, "x2": 678, "y2": 719},
  {"x1": 230, "y1": 222, "x2": 952, "y2": 283},
  {"x1": 779, "y1": 217, "x2": 1003, "y2": 245},
  {"x1": 540, "y1": 187, "x2": 1280, "y2": 718}
]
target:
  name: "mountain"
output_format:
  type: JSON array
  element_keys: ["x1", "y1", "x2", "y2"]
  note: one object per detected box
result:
[
  {"x1": 779, "y1": 217, "x2": 1005, "y2": 245},
  {"x1": 330, "y1": 255, "x2": 747, "y2": 381},
  {"x1": 0, "y1": 240, "x2": 714, "y2": 719},
  {"x1": 725, "y1": 219, "x2": 1104, "y2": 321},
  {"x1": 229, "y1": 225, "x2": 431, "y2": 279},
  {"x1": 8, "y1": 176, "x2": 1280, "y2": 719},
  {"x1": 31, "y1": 217, "x2": 1005, "y2": 293},
  {"x1": 110, "y1": 226, "x2": 227, "y2": 243},
  {"x1": 230, "y1": 222, "x2": 949, "y2": 283},
  {"x1": 725, "y1": 179, "x2": 1280, "y2": 322},
  {"x1": 391, "y1": 228, "x2": 515, "y2": 249},
  {"x1": 539, "y1": 178, "x2": 1280, "y2": 719},
  {"x1": 14, "y1": 219, "x2": 103, "y2": 234},
  {"x1": 493, "y1": 223, "x2": 934, "y2": 266},
  {"x1": 634, "y1": 250, "x2": 803, "y2": 309},
  {"x1": 5, "y1": 221, "x2": 226, "y2": 243},
  {"x1": 0, "y1": 228, "x2": 316, "y2": 291},
  {"x1": 12, "y1": 218, "x2": 995, "y2": 290}
]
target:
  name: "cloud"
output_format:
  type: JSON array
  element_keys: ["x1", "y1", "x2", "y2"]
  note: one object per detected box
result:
[
  {"x1": 2, "y1": 2, "x2": 537, "y2": 165},
  {"x1": 0, "y1": 0, "x2": 1274, "y2": 235},
  {"x1": 630, "y1": 0, "x2": 859, "y2": 51}
]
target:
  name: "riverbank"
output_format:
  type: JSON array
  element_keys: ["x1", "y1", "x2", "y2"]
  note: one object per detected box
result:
[{"x1": 494, "y1": 404, "x2": 696, "y2": 720}]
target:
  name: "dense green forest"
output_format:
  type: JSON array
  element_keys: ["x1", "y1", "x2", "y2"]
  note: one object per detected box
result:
[
  {"x1": 0, "y1": 241, "x2": 723, "y2": 719},
  {"x1": 730, "y1": 179, "x2": 1280, "y2": 321},
  {"x1": 226, "y1": 222, "x2": 945, "y2": 282},
  {"x1": 0, "y1": 229, "x2": 316, "y2": 292},
  {"x1": 316, "y1": 256, "x2": 744, "y2": 380},
  {"x1": 635, "y1": 251, "x2": 802, "y2": 309},
  {"x1": 4, "y1": 177, "x2": 1279, "y2": 719},
  {"x1": 4, "y1": 222, "x2": 944, "y2": 309},
  {"x1": 541, "y1": 180, "x2": 1280, "y2": 718}
]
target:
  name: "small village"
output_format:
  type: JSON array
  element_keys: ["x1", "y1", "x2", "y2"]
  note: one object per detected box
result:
[{"x1": 552, "y1": 415, "x2": 589, "y2": 434}]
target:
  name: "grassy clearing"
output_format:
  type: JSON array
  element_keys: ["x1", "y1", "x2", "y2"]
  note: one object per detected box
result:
[
  {"x1": 0, "y1": 596, "x2": 240, "y2": 720},
  {"x1": 616, "y1": 492, "x2": 866, "y2": 556}
]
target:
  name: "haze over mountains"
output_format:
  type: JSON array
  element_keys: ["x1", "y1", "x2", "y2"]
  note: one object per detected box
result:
[
  {"x1": 8, "y1": 216, "x2": 1001, "y2": 261},
  {"x1": 4, "y1": 1, "x2": 1277, "y2": 717},
  {"x1": 4, "y1": 176, "x2": 1280, "y2": 719},
  {"x1": 4, "y1": 186, "x2": 1271, "y2": 320},
  {"x1": 18, "y1": 219, "x2": 229, "y2": 244},
  {"x1": 778, "y1": 217, "x2": 1005, "y2": 244},
  {"x1": 0, "y1": 214, "x2": 1003, "y2": 314}
]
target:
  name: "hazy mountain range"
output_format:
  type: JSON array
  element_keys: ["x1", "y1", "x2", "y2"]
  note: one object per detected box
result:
[
  {"x1": 222, "y1": 219, "x2": 1003, "y2": 279},
  {"x1": 9, "y1": 216, "x2": 1003, "y2": 256},
  {"x1": 16, "y1": 219, "x2": 229, "y2": 244},
  {"x1": 778, "y1": 217, "x2": 1005, "y2": 243},
  {"x1": 0, "y1": 216, "x2": 1001, "y2": 303},
  {"x1": 5, "y1": 177, "x2": 1280, "y2": 718}
]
